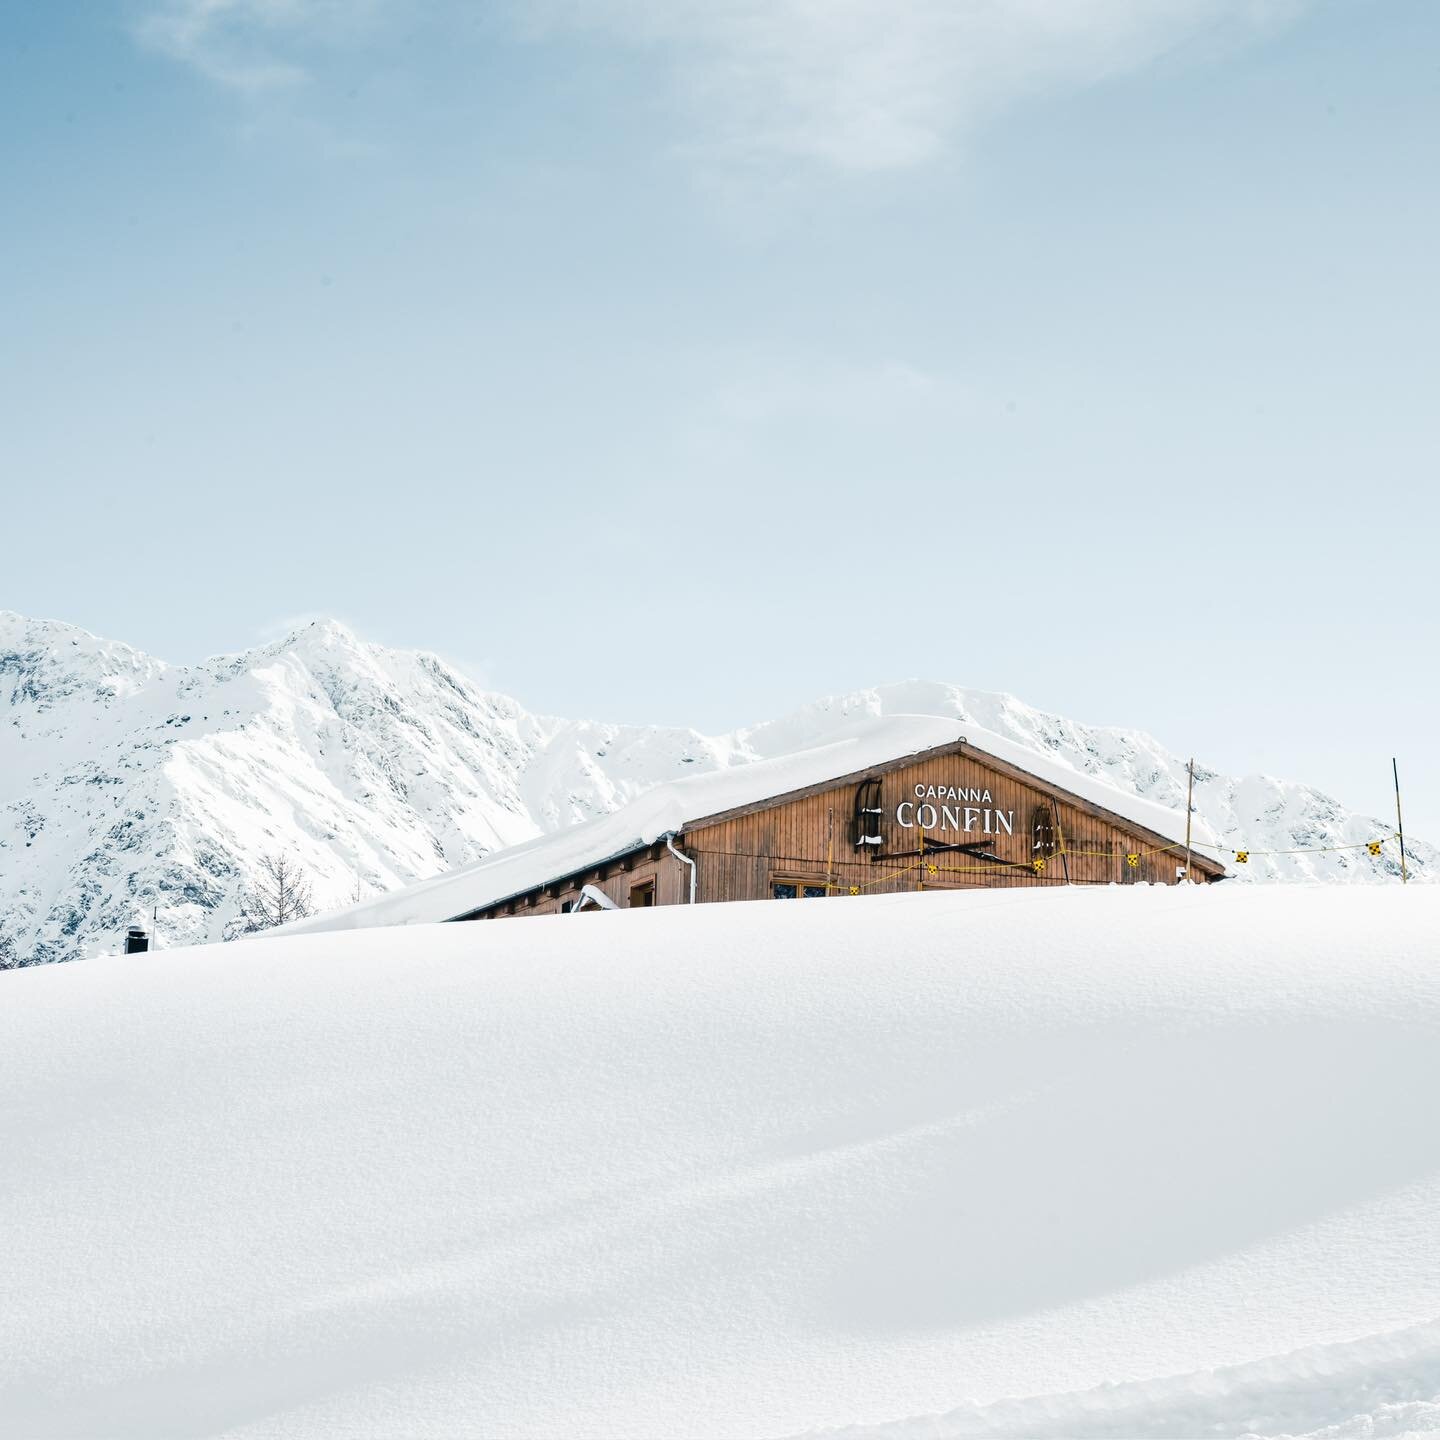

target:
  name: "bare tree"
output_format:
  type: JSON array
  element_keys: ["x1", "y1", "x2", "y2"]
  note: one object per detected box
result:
[{"x1": 228, "y1": 853, "x2": 315, "y2": 937}]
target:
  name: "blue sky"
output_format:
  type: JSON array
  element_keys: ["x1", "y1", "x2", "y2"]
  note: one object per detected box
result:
[{"x1": 3, "y1": 0, "x2": 1436, "y2": 834}]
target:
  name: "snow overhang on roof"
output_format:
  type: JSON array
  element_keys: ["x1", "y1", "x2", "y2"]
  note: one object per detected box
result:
[{"x1": 280, "y1": 714, "x2": 1220, "y2": 934}]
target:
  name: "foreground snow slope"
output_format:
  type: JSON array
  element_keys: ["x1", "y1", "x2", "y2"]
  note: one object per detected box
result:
[{"x1": 2, "y1": 887, "x2": 1438, "y2": 1440}]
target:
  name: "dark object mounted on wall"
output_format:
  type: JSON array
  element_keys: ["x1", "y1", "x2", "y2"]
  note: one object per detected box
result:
[
  {"x1": 1031, "y1": 804, "x2": 1057, "y2": 858},
  {"x1": 852, "y1": 777, "x2": 883, "y2": 849}
]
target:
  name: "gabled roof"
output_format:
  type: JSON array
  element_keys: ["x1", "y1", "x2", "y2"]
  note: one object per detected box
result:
[{"x1": 283, "y1": 715, "x2": 1222, "y2": 935}]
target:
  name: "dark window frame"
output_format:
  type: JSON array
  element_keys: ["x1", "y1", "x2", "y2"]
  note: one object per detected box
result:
[{"x1": 771, "y1": 875, "x2": 830, "y2": 900}]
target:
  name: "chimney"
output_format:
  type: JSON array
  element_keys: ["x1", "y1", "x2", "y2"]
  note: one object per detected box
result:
[{"x1": 124, "y1": 927, "x2": 150, "y2": 955}]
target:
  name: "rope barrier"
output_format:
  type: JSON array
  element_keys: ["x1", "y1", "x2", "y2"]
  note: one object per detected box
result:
[
  {"x1": 1036, "y1": 834, "x2": 1401, "y2": 862},
  {"x1": 691, "y1": 835, "x2": 1400, "y2": 865},
  {"x1": 841, "y1": 834, "x2": 1401, "y2": 889},
  {"x1": 691, "y1": 832, "x2": 1403, "y2": 896},
  {"x1": 1196, "y1": 834, "x2": 1400, "y2": 859},
  {"x1": 840, "y1": 857, "x2": 926, "y2": 894}
]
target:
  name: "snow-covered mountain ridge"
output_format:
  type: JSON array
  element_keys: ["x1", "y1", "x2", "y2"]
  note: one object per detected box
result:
[{"x1": 1, "y1": 610, "x2": 1430, "y2": 964}]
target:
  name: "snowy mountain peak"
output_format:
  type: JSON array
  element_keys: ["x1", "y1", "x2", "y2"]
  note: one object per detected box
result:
[
  {"x1": 0, "y1": 615, "x2": 1431, "y2": 966},
  {"x1": 2, "y1": 610, "x2": 168, "y2": 712}
]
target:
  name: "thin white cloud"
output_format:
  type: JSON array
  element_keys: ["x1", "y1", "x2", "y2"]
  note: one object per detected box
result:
[
  {"x1": 523, "y1": 0, "x2": 1303, "y2": 172},
  {"x1": 134, "y1": 0, "x2": 1303, "y2": 169},
  {"x1": 133, "y1": 0, "x2": 387, "y2": 91},
  {"x1": 135, "y1": 0, "x2": 303, "y2": 89}
]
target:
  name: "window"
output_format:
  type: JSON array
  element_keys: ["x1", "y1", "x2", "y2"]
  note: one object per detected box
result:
[
  {"x1": 772, "y1": 878, "x2": 829, "y2": 899},
  {"x1": 629, "y1": 880, "x2": 655, "y2": 908},
  {"x1": 852, "y1": 777, "x2": 883, "y2": 848},
  {"x1": 1031, "y1": 805, "x2": 1057, "y2": 858}
]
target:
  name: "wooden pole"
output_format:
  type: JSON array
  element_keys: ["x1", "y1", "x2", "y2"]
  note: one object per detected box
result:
[
  {"x1": 1184, "y1": 758, "x2": 1195, "y2": 884},
  {"x1": 1394, "y1": 758, "x2": 1409, "y2": 884},
  {"x1": 825, "y1": 808, "x2": 835, "y2": 895}
]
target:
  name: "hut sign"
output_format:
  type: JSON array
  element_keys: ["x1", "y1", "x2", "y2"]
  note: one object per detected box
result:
[{"x1": 896, "y1": 782, "x2": 1015, "y2": 836}]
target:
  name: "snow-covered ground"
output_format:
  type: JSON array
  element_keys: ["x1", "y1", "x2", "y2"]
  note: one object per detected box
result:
[
  {"x1": 3, "y1": 885, "x2": 1437, "y2": 1439},
  {"x1": 2, "y1": 610, "x2": 1431, "y2": 968}
]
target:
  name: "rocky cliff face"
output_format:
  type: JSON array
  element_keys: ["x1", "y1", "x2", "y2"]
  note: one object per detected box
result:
[{"x1": 1, "y1": 612, "x2": 1429, "y2": 965}]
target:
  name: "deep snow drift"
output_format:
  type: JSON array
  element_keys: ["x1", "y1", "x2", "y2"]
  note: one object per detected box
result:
[{"x1": 2, "y1": 887, "x2": 1439, "y2": 1439}]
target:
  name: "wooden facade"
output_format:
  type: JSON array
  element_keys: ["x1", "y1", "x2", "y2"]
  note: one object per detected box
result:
[{"x1": 454, "y1": 738, "x2": 1226, "y2": 922}]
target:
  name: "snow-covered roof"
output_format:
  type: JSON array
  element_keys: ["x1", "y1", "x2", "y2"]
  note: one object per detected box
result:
[{"x1": 284, "y1": 714, "x2": 1219, "y2": 935}]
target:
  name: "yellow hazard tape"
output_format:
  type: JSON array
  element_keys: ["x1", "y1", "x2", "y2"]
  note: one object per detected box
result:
[{"x1": 823, "y1": 832, "x2": 1397, "y2": 895}]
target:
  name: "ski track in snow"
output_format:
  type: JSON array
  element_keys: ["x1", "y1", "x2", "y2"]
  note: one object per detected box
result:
[
  {"x1": 1, "y1": 885, "x2": 1438, "y2": 1438},
  {"x1": 788, "y1": 1323, "x2": 1440, "y2": 1438},
  {"x1": 1, "y1": 609, "x2": 1432, "y2": 967}
]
